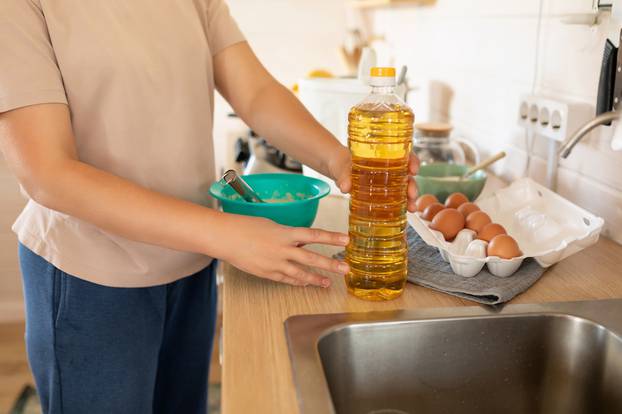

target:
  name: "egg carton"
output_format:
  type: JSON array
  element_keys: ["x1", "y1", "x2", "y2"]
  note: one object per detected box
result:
[{"x1": 408, "y1": 178, "x2": 604, "y2": 278}]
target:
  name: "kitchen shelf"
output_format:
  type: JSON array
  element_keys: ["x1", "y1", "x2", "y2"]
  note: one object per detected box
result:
[{"x1": 349, "y1": 0, "x2": 436, "y2": 9}]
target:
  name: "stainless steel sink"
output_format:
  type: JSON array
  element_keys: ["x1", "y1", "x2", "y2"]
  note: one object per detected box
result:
[{"x1": 285, "y1": 299, "x2": 622, "y2": 414}]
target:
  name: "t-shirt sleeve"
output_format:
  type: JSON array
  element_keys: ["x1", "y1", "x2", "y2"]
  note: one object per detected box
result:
[
  {"x1": 0, "y1": 0, "x2": 67, "y2": 113},
  {"x1": 207, "y1": 0, "x2": 246, "y2": 56}
]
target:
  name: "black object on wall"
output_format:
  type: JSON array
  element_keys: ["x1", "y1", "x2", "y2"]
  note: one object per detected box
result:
[{"x1": 596, "y1": 39, "x2": 617, "y2": 125}]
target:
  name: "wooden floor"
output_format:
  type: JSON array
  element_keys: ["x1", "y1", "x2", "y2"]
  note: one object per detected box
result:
[
  {"x1": 0, "y1": 156, "x2": 31, "y2": 412},
  {"x1": 0, "y1": 159, "x2": 27, "y2": 323},
  {"x1": 0, "y1": 322, "x2": 32, "y2": 412}
]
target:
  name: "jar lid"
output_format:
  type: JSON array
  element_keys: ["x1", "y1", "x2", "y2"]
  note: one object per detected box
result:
[{"x1": 415, "y1": 122, "x2": 453, "y2": 138}]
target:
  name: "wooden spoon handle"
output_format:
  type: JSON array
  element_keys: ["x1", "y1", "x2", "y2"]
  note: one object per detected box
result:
[{"x1": 464, "y1": 151, "x2": 506, "y2": 178}]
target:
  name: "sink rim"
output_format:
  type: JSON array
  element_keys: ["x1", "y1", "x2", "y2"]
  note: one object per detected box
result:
[
  {"x1": 284, "y1": 298, "x2": 622, "y2": 414},
  {"x1": 315, "y1": 312, "x2": 621, "y2": 347}
]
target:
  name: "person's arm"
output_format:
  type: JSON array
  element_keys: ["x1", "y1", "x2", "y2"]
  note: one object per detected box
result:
[
  {"x1": 213, "y1": 42, "x2": 420, "y2": 210},
  {"x1": 0, "y1": 103, "x2": 348, "y2": 287},
  {"x1": 214, "y1": 42, "x2": 350, "y2": 188}
]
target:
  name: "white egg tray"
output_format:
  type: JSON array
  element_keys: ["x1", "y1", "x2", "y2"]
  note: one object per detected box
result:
[{"x1": 408, "y1": 178, "x2": 604, "y2": 278}]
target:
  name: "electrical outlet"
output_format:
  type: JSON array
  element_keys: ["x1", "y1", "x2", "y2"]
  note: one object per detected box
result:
[
  {"x1": 517, "y1": 95, "x2": 595, "y2": 191},
  {"x1": 517, "y1": 95, "x2": 594, "y2": 142}
]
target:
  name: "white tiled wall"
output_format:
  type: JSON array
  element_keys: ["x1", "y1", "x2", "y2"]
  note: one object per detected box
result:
[
  {"x1": 212, "y1": 0, "x2": 348, "y2": 175},
  {"x1": 370, "y1": 0, "x2": 622, "y2": 243},
  {"x1": 227, "y1": 0, "x2": 347, "y2": 86}
]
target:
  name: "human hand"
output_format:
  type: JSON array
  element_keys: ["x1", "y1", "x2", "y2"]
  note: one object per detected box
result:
[
  {"x1": 219, "y1": 215, "x2": 349, "y2": 287},
  {"x1": 327, "y1": 146, "x2": 421, "y2": 212}
]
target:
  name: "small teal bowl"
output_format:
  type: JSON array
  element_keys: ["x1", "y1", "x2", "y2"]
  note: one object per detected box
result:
[
  {"x1": 209, "y1": 173, "x2": 330, "y2": 227},
  {"x1": 415, "y1": 163, "x2": 487, "y2": 203}
]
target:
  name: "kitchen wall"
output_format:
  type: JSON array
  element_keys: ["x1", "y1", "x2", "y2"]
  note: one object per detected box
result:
[
  {"x1": 212, "y1": 0, "x2": 348, "y2": 175},
  {"x1": 369, "y1": 0, "x2": 622, "y2": 243}
]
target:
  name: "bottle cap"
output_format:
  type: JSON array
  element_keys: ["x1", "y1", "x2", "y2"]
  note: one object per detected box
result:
[
  {"x1": 370, "y1": 67, "x2": 396, "y2": 77},
  {"x1": 369, "y1": 67, "x2": 396, "y2": 87}
]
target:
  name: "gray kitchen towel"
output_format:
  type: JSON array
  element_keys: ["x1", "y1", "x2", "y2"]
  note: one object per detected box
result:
[{"x1": 335, "y1": 226, "x2": 545, "y2": 305}]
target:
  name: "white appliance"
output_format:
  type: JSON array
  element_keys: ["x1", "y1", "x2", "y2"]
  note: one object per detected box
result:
[
  {"x1": 298, "y1": 78, "x2": 370, "y2": 193},
  {"x1": 299, "y1": 78, "x2": 370, "y2": 146},
  {"x1": 298, "y1": 76, "x2": 409, "y2": 193}
]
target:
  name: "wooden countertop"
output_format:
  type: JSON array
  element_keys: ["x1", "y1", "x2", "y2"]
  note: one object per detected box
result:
[{"x1": 222, "y1": 194, "x2": 622, "y2": 414}]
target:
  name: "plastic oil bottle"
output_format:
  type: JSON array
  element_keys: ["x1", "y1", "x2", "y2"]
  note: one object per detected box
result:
[{"x1": 345, "y1": 67, "x2": 414, "y2": 301}]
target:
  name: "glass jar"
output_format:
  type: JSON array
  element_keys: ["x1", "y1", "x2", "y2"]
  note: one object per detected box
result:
[{"x1": 412, "y1": 123, "x2": 478, "y2": 166}]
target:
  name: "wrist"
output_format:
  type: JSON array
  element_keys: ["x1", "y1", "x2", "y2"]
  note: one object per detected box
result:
[
  {"x1": 325, "y1": 144, "x2": 349, "y2": 180},
  {"x1": 200, "y1": 210, "x2": 238, "y2": 261}
]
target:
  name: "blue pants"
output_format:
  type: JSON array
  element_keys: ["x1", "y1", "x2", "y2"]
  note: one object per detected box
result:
[{"x1": 19, "y1": 244, "x2": 218, "y2": 414}]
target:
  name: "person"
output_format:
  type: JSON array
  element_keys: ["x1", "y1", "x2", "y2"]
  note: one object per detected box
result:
[{"x1": 0, "y1": 1, "x2": 419, "y2": 413}]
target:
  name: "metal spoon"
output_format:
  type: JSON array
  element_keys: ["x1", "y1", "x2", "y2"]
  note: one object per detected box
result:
[
  {"x1": 397, "y1": 65, "x2": 408, "y2": 86},
  {"x1": 219, "y1": 170, "x2": 264, "y2": 203}
]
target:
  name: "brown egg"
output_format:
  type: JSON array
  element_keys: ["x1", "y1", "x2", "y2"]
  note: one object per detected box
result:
[
  {"x1": 415, "y1": 194, "x2": 439, "y2": 213},
  {"x1": 487, "y1": 234, "x2": 522, "y2": 259},
  {"x1": 477, "y1": 223, "x2": 507, "y2": 242},
  {"x1": 430, "y1": 208, "x2": 465, "y2": 241},
  {"x1": 457, "y1": 202, "x2": 480, "y2": 218},
  {"x1": 466, "y1": 211, "x2": 492, "y2": 233},
  {"x1": 444, "y1": 192, "x2": 469, "y2": 209},
  {"x1": 421, "y1": 202, "x2": 445, "y2": 221}
]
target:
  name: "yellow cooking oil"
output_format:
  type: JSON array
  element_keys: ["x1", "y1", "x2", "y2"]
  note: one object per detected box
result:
[{"x1": 345, "y1": 67, "x2": 414, "y2": 301}]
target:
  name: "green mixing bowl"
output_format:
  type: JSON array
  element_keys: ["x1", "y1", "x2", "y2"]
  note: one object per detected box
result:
[
  {"x1": 415, "y1": 163, "x2": 487, "y2": 203},
  {"x1": 209, "y1": 173, "x2": 330, "y2": 227}
]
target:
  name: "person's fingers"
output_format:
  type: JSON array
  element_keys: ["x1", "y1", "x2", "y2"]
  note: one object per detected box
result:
[
  {"x1": 409, "y1": 152, "x2": 420, "y2": 175},
  {"x1": 293, "y1": 228, "x2": 349, "y2": 247},
  {"x1": 327, "y1": 146, "x2": 352, "y2": 192},
  {"x1": 338, "y1": 175, "x2": 352, "y2": 194},
  {"x1": 269, "y1": 272, "x2": 307, "y2": 286},
  {"x1": 288, "y1": 248, "x2": 349, "y2": 275},
  {"x1": 282, "y1": 262, "x2": 330, "y2": 287},
  {"x1": 407, "y1": 173, "x2": 418, "y2": 213},
  {"x1": 407, "y1": 176, "x2": 418, "y2": 201},
  {"x1": 281, "y1": 276, "x2": 308, "y2": 286}
]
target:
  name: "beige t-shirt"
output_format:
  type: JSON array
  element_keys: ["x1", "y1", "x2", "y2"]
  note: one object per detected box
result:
[{"x1": 0, "y1": 0, "x2": 245, "y2": 287}]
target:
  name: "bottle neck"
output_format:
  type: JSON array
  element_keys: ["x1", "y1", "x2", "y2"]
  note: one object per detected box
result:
[{"x1": 370, "y1": 85, "x2": 396, "y2": 95}]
